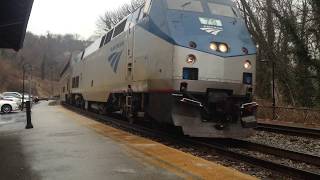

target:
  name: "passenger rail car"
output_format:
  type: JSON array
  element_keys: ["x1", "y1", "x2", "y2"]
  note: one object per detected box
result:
[{"x1": 60, "y1": 0, "x2": 258, "y2": 138}]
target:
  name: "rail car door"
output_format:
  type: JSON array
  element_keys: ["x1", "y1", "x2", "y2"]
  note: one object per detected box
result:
[
  {"x1": 126, "y1": 17, "x2": 135, "y2": 81},
  {"x1": 126, "y1": 7, "x2": 143, "y2": 82}
]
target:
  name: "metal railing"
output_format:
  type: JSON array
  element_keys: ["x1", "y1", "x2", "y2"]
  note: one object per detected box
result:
[{"x1": 258, "y1": 106, "x2": 320, "y2": 125}]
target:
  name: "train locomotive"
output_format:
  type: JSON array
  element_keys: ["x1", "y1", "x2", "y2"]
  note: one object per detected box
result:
[{"x1": 60, "y1": 0, "x2": 258, "y2": 138}]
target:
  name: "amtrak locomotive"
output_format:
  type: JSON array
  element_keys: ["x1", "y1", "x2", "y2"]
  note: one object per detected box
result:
[{"x1": 60, "y1": 0, "x2": 258, "y2": 138}]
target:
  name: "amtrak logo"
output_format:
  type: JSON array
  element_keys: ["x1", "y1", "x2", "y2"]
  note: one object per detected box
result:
[
  {"x1": 108, "y1": 51, "x2": 123, "y2": 73},
  {"x1": 199, "y1": 17, "x2": 223, "y2": 35},
  {"x1": 200, "y1": 27, "x2": 223, "y2": 35}
]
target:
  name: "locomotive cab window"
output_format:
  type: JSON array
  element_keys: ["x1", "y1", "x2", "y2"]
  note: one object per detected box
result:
[{"x1": 113, "y1": 19, "x2": 127, "y2": 38}]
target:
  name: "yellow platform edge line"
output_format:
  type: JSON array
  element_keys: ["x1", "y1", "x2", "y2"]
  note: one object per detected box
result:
[{"x1": 59, "y1": 106, "x2": 258, "y2": 180}]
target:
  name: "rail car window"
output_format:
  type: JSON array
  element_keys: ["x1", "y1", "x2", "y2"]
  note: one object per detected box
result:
[
  {"x1": 208, "y1": 3, "x2": 237, "y2": 18},
  {"x1": 99, "y1": 35, "x2": 106, "y2": 48},
  {"x1": 80, "y1": 51, "x2": 85, "y2": 60},
  {"x1": 113, "y1": 19, "x2": 127, "y2": 38},
  {"x1": 167, "y1": 0, "x2": 204, "y2": 12},
  {"x1": 76, "y1": 76, "x2": 79, "y2": 88},
  {"x1": 72, "y1": 78, "x2": 75, "y2": 88},
  {"x1": 72, "y1": 76, "x2": 80, "y2": 88},
  {"x1": 104, "y1": 29, "x2": 113, "y2": 45}
]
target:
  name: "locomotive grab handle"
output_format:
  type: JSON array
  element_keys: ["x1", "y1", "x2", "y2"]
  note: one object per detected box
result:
[
  {"x1": 240, "y1": 102, "x2": 258, "y2": 109},
  {"x1": 180, "y1": 98, "x2": 203, "y2": 107}
]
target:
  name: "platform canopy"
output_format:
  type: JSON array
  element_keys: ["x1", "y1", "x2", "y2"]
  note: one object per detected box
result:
[{"x1": 0, "y1": 0, "x2": 34, "y2": 51}]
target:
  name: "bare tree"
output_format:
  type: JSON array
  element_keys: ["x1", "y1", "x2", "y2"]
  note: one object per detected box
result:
[
  {"x1": 237, "y1": 0, "x2": 320, "y2": 107},
  {"x1": 96, "y1": 0, "x2": 144, "y2": 35}
]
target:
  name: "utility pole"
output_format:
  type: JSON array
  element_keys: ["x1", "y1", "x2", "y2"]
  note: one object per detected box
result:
[
  {"x1": 22, "y1": 63, "x2": 31, "y2": 110},
  {"x1": 51, "y1": 65, "x2": 54, "y2": 97},
  {"x1": 22, "y1": 63, "x2": 33, "y2": 129},
  {"x1": 272, "y1": 60, "x2": 276, "y2": 120},
  {"x1": 22, "y1": 66, "x2": 25, "y2": 111},
  {"x1": 260, "y1": 59, "x2": 276, "y2": 120},
  {"x1": 29, "y1": 66, "x2": 32, "y2": 108}
]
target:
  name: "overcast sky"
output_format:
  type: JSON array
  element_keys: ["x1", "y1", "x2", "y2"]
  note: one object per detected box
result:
[{"x1": 27, "y1": 0, "x2": 131, "y2": 39}]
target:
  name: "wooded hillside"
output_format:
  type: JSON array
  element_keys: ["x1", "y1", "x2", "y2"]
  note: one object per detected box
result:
[
  {"x1": 0, "y1": 32, "x2": 88, "y2": 96},
  {"x1": 237, "y1": 0, "x2": 320, "y2": 107},
  {"x1": 1, "y1": 0, "x2": 320, "y2": 107},
  {"x1": 95, "y1": 0, "x2": 320, "y2": 107}
]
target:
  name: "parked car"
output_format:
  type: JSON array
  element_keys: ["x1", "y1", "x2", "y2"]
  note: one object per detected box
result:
[
  {"x1": 2, "y1": 96, "x2": 22, "y2": 106},
  {"x1": 2, "y1": 92, "x2": 33, "y2": 103},
  {"x1": 2, "y1": 92, "x2": 23, "y2": 99},
  {"x1": 33, "y1": 96, "x2": 39, "y2": 103},
  {"x1": 0, "y1": 95, "x2": 20, "y2": 113}
]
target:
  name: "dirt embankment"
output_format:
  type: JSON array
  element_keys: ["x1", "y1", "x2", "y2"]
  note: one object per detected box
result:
[{"x1": 0, "y1": 58, "x2": 59, "y2": 97}]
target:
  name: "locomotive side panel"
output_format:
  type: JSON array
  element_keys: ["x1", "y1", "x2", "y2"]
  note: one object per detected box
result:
[
  {"x1": 81, "y1": 33, "x2": 128, "y2": 102},
  {"x1": 133, "y1": 25, "x2": 175, "y2": 91}
]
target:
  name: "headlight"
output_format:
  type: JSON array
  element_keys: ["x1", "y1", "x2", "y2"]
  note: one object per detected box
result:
[
  {"x1": 186, "y1": 54, "x2": 196, "y2": 64},
  {"x1": 210, "y1": 42, "x2": 229, "y2": 53},
  {"x1": 244, "y1": 60, "x2": 252, "y2": 69},
  {"x1": 210, "y1": 42, "x2": 218, "y2": 51},
  {"x1": 218, "y1": 43, "x2": 229, "y2": 53}
]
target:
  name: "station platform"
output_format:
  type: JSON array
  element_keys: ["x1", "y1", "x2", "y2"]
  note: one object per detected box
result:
[{"x1": 0, "y1": 101, "x2": 256, "y2": 180}]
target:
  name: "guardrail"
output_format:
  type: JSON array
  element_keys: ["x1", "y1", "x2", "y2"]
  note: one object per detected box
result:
[{"x1": 258, "y1": 106, "x2": 320, "y2": 125}]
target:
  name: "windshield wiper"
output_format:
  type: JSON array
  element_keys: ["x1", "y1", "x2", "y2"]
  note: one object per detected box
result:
[{"x1": 181, "y1": 1, "x2": 191, "y2": 8}]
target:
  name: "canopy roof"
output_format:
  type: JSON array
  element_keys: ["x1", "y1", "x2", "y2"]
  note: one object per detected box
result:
[{"x1": 0, "y1": 0, "x2": 34, "y2": 51}]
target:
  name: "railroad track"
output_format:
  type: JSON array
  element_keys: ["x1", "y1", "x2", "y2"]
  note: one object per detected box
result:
[
  {"x1": 62, "y1": 103, "x2": 320, "y2": 179},
  {"x1": 214, "y1": 138, "x2": 320, "y2": 167},
  {"x1": 256, "y1": 123, "x2": 320, "y2": 138}
]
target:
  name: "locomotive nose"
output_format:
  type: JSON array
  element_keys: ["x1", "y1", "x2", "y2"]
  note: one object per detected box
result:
[{"x1": 173, "y1": 46, "x2": 256, "y2": 87}]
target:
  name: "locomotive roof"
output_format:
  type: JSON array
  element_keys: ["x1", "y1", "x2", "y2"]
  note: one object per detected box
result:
[{"x1": 72, "y1": 0, "x2": 240, "y2": 62}]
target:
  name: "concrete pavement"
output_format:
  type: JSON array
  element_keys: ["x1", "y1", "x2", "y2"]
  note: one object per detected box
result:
[
  {"x1": 0, "y1": 102, "x2": 181, "y2": 180},
  {"x1": 0, "y1": 101, "x2": 256, "y2": 180}
]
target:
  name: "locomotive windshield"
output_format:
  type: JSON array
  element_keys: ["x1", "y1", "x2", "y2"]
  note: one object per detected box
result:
[
  {"x1": 208, "y1": 3, "x2": 238, "y2": 18},
  {"x1": 166, "y1": 0, "x2": 238, "y2": 18},
  {"x1": 167, "y1": 0, "x2": 204, "y2": 12}
]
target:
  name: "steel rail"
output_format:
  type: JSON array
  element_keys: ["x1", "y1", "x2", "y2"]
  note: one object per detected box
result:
[
  {"x1": 62, "y1": 103, "x2": 320, "y2": 179},
  {"x1": 212, "y1": 138, "x2": 320, "y2": 167},
  {"x1": 256, "y1": 123, "x2": 320, "y2": 138}
]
